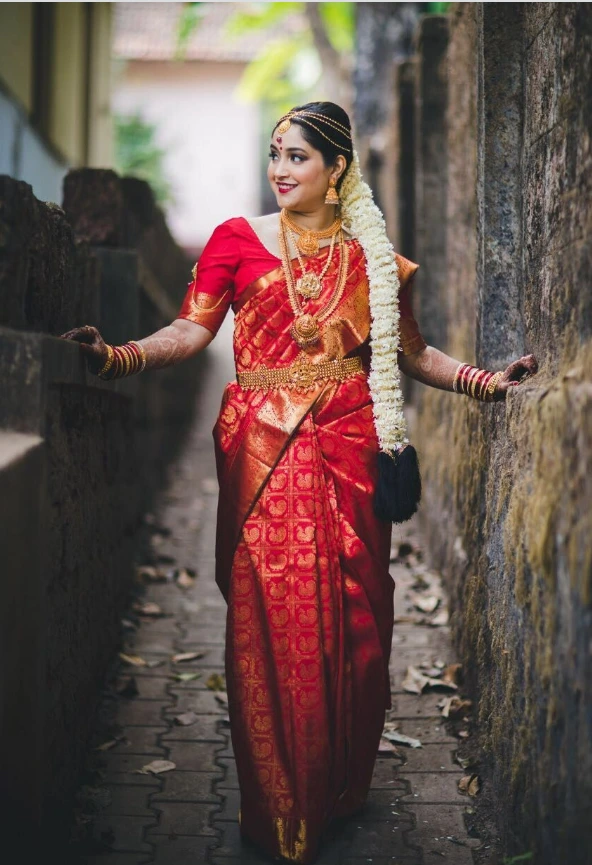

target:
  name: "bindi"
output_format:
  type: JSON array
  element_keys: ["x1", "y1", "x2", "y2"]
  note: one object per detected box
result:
[{"x1": 276, "y1": 136, "x2": 283, "y2": 149}]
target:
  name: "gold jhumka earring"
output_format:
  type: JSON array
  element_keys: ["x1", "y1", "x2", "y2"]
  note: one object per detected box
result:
[{"x1": 325, "y1": 178, "x2": 339, "y2": 206}]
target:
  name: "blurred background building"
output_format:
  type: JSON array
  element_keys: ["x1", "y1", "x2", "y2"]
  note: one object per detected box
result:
[
  {"x1": 0, "y1": 1, "x2": 355, "y2": 255},
  {"x1": 0, "y1": 2, "x2": 112, "y2": 202}
]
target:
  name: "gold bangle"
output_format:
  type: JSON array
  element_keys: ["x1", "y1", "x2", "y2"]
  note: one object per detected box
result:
[
  {"x1": 129, "y1": 340, "x2": 147, "y2": 372},
  {"x1": 486, "y1": 371, "x2": 504, "y2": 401},
  {"x1": 452, "y1": 363, "x2": 463, "y2": 393},
  {"x1": 98, "y1": 344, "x2": 114, "y2": 378}
]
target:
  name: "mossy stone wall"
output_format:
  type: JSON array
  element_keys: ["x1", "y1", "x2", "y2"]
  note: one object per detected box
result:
[{"x1": 410, "y1": 5, "x2": 592, "y2": 861}]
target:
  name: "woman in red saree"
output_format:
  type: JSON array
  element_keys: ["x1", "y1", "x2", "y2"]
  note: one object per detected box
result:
[
  {"x1": 61, "y1": 101, "x2": 537, "y2": 863},
  {"x1": 177, "y1": 215, "x2": 425, "y2": 862}
]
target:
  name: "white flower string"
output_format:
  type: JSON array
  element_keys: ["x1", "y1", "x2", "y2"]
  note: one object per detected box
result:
[{"x1": 339, "y1": 150, "x2": 408, "y2": 452}]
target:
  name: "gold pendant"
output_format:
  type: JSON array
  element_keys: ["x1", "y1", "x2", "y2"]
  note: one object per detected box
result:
[
  {"x1": 291, "y1": 314, "x2": 320, "y2": 347},
  {"x1": 296, "y1": 272, "x2": 322, "y2": 299},
  {"x1": 297, "y1": 231, "x2": 320, "y2": 256}
]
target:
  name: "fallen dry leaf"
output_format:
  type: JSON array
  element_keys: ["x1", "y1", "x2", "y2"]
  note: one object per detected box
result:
[
  {"x1": 132, "y1": 601, "x2": 164, "y2": 618},
  {"x1": 402, "y1": 666, "x2": 427, "y2": 694},
  {"x1": 175, "y1": 568, "x2": 197, "y2": 589},
  {"x1": 457, "y1": 729, "x2": 470, "y2": 739},
  {"x1": 121, "y1": 618, "x2": 137, "y2": 631},
  {"x1": 136, "y1": 760, "x2": 176, "y2": 776},
  {"x1": 135, "y1": 565, "x2": 168, "y2": 583},
  {"x1": 402, "y1": 665, "x2": 458, "y2": 694},
  {"x1": 119, "y1": 653, "x2": 148, "y2": 667},
  {"x1": 94, "y1": 736, "x2": 125, "y2": 752},
  {"x1": 173, "y1": 672, "x2": 201, "y2": 683},
  {"x1": 171, "y1": 652, "x2": 204, "y2": 663},
  {"x1": 429, "y1": 609, "x2": 449, "y2": 626},
  {"x1": 455, "y1": 754, "x2": 479, "y2": 771},
  {"x1": 215, "y1": 693, "x2": 229, "y2": 707},
  {"x1": 410, "y1": 593, "x2": 441, "y2": 614},
  {"x1": 438, "y1": 695, "x2": 472, "y2": 718},
  {"x1": 382, "y1": 729, "x2": 422, "y2": 749},
  {"x1": 174, "y1": 711, "x2": 198, "y2": 726},
  {"x1": 206, "y1": 673, "x2": 226, "y2": 692},
  {"x1": 418, "y1": 661, "x2": 445, "y2": 678},
  {"x1": 442, "y1": 663, "x2": 463, "y2": 686}
]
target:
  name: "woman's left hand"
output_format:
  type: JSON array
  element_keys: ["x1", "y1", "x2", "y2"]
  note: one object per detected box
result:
[{"x1": 493, "y1": 353, "x2": 539, "y2": 400}]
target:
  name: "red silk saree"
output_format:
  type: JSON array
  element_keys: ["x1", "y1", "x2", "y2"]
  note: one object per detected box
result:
[{"x1": 177, "y1": 217, "x2": 425, "y2": 863}]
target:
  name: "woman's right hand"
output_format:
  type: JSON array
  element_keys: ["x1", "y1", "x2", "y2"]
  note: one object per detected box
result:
[{"x1": 59, "y1": 325, "x2": 109, "y2": 375}]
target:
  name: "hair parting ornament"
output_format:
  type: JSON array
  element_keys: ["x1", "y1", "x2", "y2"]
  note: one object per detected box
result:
[
  {"x1": 275, "y1": 107, "x2": 421, "y2": 523},
  {"x1": 275, "y1": 111, "x2": 353, "y2": 152}
]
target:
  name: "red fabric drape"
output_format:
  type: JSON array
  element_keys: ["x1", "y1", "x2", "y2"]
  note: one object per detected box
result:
[{"x1": 176, "y1": 221, "x2": 425, "y2": 863}]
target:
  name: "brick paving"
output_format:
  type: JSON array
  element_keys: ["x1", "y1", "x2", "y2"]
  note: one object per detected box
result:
[{"x1": 71, "y1": 324, "x2": 488, "y2": 864}]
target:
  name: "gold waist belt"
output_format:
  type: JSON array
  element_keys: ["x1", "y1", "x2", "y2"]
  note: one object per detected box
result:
[{"x1": 237, "y1": 355, "x2": 364, "y2": 391}]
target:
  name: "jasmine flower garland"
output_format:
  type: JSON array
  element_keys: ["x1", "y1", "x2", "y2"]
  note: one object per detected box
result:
[{"x1": 339, "y1": 150, "x2": 408, "y2": 452}]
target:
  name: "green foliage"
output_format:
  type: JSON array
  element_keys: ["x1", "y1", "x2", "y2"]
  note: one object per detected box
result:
[
  {"x1": 114, "y1": 113, "x2": 173, "y2": 206},
  {"x1": 318, "y1": 2, "x2": 355, "y2": 53},
  {"x1": 174, "y1": 2, "x2": 205, "y2": 59},
  {"x1": 425, "y1": 2, "x2": 452, "y2": 13},
  {"x1": 502, "y1": 854, "x2": 534, "y2": 864},
  {"x1": 225, "y1": 1, "x2": 302, "y2": 37}
]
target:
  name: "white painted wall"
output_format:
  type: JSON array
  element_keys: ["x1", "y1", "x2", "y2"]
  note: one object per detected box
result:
[
  {"x1": 0, "y1": 89, "x2": 68, "y2": 204},
  {"x1": 113, "y1": 59, "x2": 261, "y2": 250}
]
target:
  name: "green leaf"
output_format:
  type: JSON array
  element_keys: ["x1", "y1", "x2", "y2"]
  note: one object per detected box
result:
[
  {"x1": 318, "y1": 3, "x2": 355, "y2": 53},
  {"x1": 237, "y1": 33, "x2": 310, "y2": 103},
  {"x1": 174, "y1": 2, "x2": 206, "y2": 59},
  {"x1": 114, "y1": 113, "x2": 173, "y2": 206},
  {"x1": 225, "y1": 2, "x2": 303, "y2": 39}
]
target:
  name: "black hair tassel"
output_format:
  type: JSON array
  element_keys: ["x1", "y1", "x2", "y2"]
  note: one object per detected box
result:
[{"x1": 373, "y1": 445, "x2": 422, "y2": 524}]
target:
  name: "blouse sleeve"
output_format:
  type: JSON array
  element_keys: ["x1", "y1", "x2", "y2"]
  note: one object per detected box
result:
[
  {"x1": 395, "y1": 253, "x2": 427, "y2": 356},
  {"x1": 176, "y1": 222, "x2": 238, "y2": 337}
]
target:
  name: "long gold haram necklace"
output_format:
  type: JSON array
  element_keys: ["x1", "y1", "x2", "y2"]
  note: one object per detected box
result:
[
  {"x1": 279, "y1": 223, "x2": 350, "y2": 348},
  {"x1": 281, "y1": 208, "x2": 341, "y2": 256}
]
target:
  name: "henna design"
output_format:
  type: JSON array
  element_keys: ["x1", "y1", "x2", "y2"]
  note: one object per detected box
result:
[
  {"x1": 137, "y1": 320, "x2": 212, "y2": 370},
  {"x1": 399, "y1": 346, "x2": 461, "y2": 391}
]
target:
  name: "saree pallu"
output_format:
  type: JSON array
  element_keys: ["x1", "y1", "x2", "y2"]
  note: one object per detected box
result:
[{"x1": 178, "y1": 231, "x2": 424, "y2": 863}]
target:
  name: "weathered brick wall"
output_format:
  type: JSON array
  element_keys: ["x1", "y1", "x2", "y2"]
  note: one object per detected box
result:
[
  {"x1": 408, "y1": 4, "x2": 592, "y2": 861},
  {"x1": 0, "y1": 171, "x2": 202, "y2": 841}
]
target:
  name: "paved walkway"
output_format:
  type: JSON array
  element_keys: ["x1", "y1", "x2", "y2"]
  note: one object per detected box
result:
[{"x1": 70, "y1": 321, "x2": 491, "y2": 865}]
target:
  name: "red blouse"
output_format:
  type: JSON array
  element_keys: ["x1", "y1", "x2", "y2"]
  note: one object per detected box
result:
[{"x1": 177, "y1": 216, "x2": 426, "y2": 356}]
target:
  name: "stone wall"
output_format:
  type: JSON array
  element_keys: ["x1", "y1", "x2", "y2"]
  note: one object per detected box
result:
[
  {"x1": 403, "y1": 4, "x2": 592, "y2": 862},
  {"x1": 0, "y1": 171, "x2": 203, "y2": 842}
]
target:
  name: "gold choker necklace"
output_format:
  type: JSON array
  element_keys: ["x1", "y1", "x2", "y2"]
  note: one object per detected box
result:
[{"x1": 281, "y1": 209, "x2": 342, "y2": 256}]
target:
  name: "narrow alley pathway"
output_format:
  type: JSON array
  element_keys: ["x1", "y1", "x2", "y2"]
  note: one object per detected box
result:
[{"x1": 69, "y1": 317, "x2": 497, "y2": 865}]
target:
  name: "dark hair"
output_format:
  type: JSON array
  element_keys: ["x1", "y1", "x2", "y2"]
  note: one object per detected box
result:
[{"x1": 272, "y1": 101, "x2": 353, "y2": 188}]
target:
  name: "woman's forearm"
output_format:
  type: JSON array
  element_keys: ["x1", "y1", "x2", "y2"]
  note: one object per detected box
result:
[
  {"x1": 399, "y1": 345, "x2": 462, "y2": 390},
  {"x1": 137, "y1": 319, "x2": 213, "y2": 370}
]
